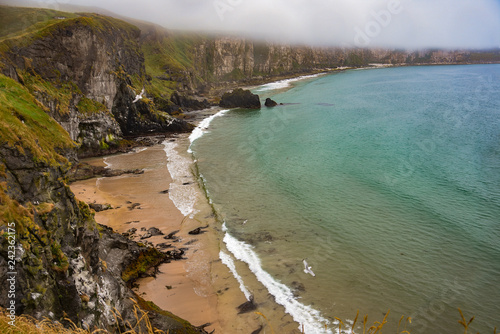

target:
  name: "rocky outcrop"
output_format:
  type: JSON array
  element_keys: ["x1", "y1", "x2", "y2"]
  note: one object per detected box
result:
[
  {"x1": 68, "y1": 162, "x2": 144, "y2": 182},
  {"x1": 219, "y1": 88, "x2": 261, "y2": 109},
  {"x1": 170, "y1": 91, "x2": 211, "y2": 111},
  {"x1": 264, "y1": 98, "x2": 278, "y2": 107}
]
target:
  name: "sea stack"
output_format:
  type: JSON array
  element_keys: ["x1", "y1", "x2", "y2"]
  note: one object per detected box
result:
[
  {"x1": 264, "y1": 98, "x2": 278, "y2": 107},
  {"x1": 219, "y1": 88, "x2": 261, "y2": 109}
]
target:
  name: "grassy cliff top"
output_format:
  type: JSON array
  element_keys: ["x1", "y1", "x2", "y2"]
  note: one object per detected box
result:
[
  {"x1": 0, "y1": 6, "x2": 140, "y2": 53},
  {"x1": 0, "y1": 5, "x2": 78, "y2": 39},
  {"x1": 0, "y1": 73, "x2": 74, "y2": 165}
]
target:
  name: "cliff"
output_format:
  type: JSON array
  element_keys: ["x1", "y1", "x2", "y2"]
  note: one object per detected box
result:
[
  {"x1": 1, "y1": 5, "x2": 499, "y2": 333},
  {"x1": 0, "y1": 8, "x2": 192, "y2": 157},
  {"x1": 135, "y1": 24, "x2": 500, "y2": 99},
  {"x1": 0, "y1": 7, "x2": 206, "y2": 333},
  {"x1": 0, "y1": 73, "x2": 207, "y2": 333}
]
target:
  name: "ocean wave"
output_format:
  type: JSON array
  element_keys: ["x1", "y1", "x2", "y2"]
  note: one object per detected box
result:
[
  {"x1": 222, "y1": 223, "x2": 334, "y2": 334},
  {"x1": 219, "y1": 251, "x2": 253, "y2": 301},
  {"x1": 103, "y1": 157, "x2": 112, "y2": 169},
  {"x1": 163, "y1": 140, "x2": 199, "y2": 217},
  {"x1": 188, "y1": 109, "x2": 229, "y2": 153},
  {"x1": 254, "y1": 73, "x2": 324, "y2": 92}
]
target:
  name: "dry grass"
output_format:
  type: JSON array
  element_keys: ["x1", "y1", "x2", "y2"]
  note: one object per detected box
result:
[
  {"x1": 0, "y1": 299, "x2": 167, "y2": 334},
  {"x1": 2, "y1": 304, "x2": 497, "y2": 334}
]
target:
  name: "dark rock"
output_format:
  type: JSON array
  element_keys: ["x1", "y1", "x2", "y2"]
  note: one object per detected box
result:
[
  {"x1": 147, "y1": 227, "x2": 164, "y2": 236},
  {"x1": 219, "y1": 88, "x2": 261, "y2": 109},
  {"x1": 68, "y1": 162, "x2": 144, "y2": 182},
  {"x1": 164, "y1": 230, "x2": 179, "y2": 239},
  {"x1": 165, "y1": 248, "x2": 185, "y2": 260},
  {"x1": 140, "y1": 232, "x2": 152, "y2": 240},
  {"x1": 264, "y1": 98, "x2": 278, "y2": 107},
  {"x1": 236, "y1": 296, "x2": 257, "y2": 314},
  {"x1": 112, "y1": 80, "x2": 195, "y2": 137},
  {"x1": 188, "y1": 225, "x2": 209, "y2": 235},
  {"x1": 88, "y1": 203, "x2": 111, "y2": 212},
  {"x1": 169, "y1": 91, "x2": 211, "y2": 112},
  {"x1": 128, "y1": 203, "x2": 141, "y2": 210},
  {"x1": 251, "y1": 326, "x2": 264, "y2": 334}
]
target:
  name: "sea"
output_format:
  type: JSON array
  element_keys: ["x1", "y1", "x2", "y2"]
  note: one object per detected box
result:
[{"x1": 171, "y1": 65, "x2": 500, "y2": 333}]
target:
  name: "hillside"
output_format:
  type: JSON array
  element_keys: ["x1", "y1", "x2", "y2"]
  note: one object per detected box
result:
[
  {"x1": 0, "y1": 5, "x2": 499, "y2": 333},
  {"x1": 0, "y1": 6, "x2": 208, "y2": 333},
  {"x1": 130, "y1": 19, "x2": 500, "y2": 105},
  {"x1": 0, "y1": 6, "x2": 192, "y2": 157}
]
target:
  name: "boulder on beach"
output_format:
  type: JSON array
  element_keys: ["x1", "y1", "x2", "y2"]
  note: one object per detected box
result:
[
  {"x1": 219, "y1": 88, "x2": 261, "y2": 109},
  {"x1": 188, "y1": 225, "x2": 209, "y2": 235},
  {"x1": 264, "y1": 98, "x2": 278, "y2": 107}
]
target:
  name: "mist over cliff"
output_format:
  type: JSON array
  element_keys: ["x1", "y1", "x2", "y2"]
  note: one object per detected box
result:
[{"x1": 0, "y1": 4, "x2": 499, "y2": 332}]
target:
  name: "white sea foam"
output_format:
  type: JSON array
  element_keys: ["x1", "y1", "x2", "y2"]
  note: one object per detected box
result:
[
  {"x1": 222, "y1": 223, "x2": 334, "y2": 334},
  {"x1": 219, "y1": 251, "x2": 253, "y2": 301},
  {"x1": 103, "y1": 157, "x2": 112, "y2": 169},
  {"x1": 188, "y1": 109, "x2": 229, "y2": 153},
  {"x1": 131, "y1": 147, "x2": 148, "y2": 154},
  {"x1": 163, "y1": 140, "x2": 199, "y2": 217},
  {"x1": 254, "y1": 73, "x2": 324, "y2": 92}
]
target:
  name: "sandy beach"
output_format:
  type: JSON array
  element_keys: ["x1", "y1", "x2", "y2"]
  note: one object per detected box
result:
[{"x1": 70, "y1": 130, "x2": 284, "y2": 333}]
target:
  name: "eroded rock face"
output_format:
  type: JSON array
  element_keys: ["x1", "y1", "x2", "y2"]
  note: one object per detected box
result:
[
  {"x1": 219, "y1": 88, "x2": 261, "y2": 109},
  {"x1": 0, "y1": 144, "x2": 207, "y2": 333},
  {"x1": 2, "y1": 16, "x2": 191, "y2": 156}
]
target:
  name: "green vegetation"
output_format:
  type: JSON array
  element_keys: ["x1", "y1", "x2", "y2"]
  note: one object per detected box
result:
[
  {"x1": 0, "y1": 74, "x2": 74, "y2": 165},
  {"x1": 138, "y1": 31, "x2": 204, "y2": 104},
  {"x1": 0, "y1": 182, "x2": 33, "y2": 227},
  {"x1": 0, "y1": 5, "x2": 78, "y2": 40},
  {"x1": 0, "y1": 11, "x2": 139, "y2": 58},
  {"x1": 76, "y1": 97, "x2": 107, "y2": 115},
  {"x1": 21, "y1": 70, "x2": 80, "y2": 115},
  {"x1": 50, "y1": 241, "x2": 69, "y2": 272}
]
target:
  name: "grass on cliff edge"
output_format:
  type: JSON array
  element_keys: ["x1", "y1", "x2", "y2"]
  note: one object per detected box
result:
[
  {"x1": 0, "y1": 300, "x2": 167, "y2": 334},
  {"x1": 0, "y1": 8, "x2": 140, "y2": 58},
  {"x1": 0, "y1": 73, "x2": 74, "y2": 165},
  {"x1": 0, "y1": 5, "x2": 78, "y2": 40}
]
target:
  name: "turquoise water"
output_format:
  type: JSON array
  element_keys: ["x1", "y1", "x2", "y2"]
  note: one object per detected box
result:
[{"x1": 191, "y1": 65, "x2": 500, "y2": 333}]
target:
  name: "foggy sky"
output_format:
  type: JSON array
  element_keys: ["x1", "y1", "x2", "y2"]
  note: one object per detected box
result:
[{"x1": 23, "y1": 0, "x2": 500, "y2": 49}]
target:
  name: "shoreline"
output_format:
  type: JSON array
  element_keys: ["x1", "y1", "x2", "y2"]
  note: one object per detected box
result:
[
  {"x1": 70, "y1": 109, "x2": 283, "y2": 333},
  {"x1": 71, "y1": 138, "x2": 225, "y2": 333},
  {"x1": 70, "y1": 71, "x2": 341, "y2": 333}
]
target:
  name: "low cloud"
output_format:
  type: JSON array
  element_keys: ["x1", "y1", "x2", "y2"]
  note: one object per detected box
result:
[{"x1": 28, "y1": 0, "x2": 500, "y2": 49}]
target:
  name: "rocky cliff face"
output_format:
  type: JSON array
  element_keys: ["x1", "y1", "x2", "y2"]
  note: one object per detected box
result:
[
  {"x1": 186, "y1": 37, "x2": 500, "y2": 94},
  {"x1": 0, "y1": 144, "x2": 207, "y2": 332},
  {"x1": 0, "y1": 73, "x2": 206, "y2": 332},
  {"x1": 0, "y1": 9, "x2": 204, "y2": 332},
  {"x1": 1, "y1": 14, "x2": 192, "y2": 157}
]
